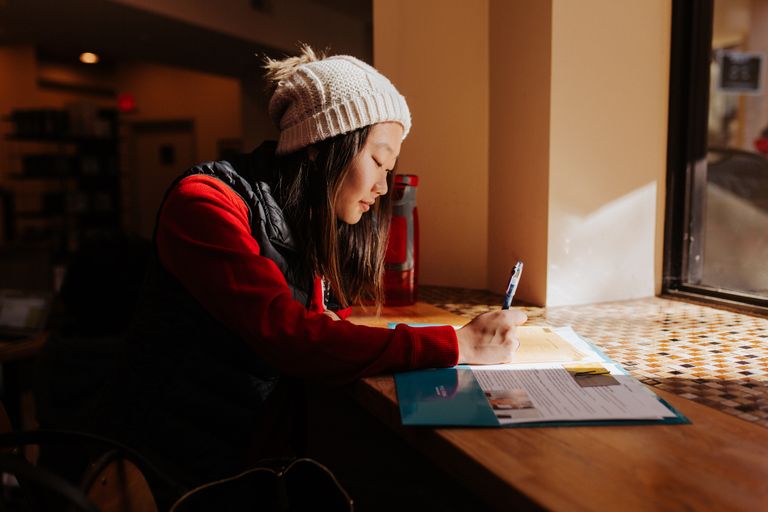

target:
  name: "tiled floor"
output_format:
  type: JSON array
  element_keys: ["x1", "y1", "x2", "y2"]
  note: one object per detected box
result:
[{"x1": 420, "y1": 286, "x2": 768, "y2": 429}]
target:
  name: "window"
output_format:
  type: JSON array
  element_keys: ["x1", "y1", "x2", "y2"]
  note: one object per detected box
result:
[{"x1": 665, "y1": 0, "x2": 768, "y2": 312}]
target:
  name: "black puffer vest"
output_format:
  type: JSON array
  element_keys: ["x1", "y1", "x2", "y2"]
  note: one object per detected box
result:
[{"x1": 119, "y1": 142, "x2": 313, "y2": 484}]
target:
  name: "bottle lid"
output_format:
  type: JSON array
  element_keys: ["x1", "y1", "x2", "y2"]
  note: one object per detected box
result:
[{"x1": 395, "y1": 174, "x2": 418, "y2": 186}]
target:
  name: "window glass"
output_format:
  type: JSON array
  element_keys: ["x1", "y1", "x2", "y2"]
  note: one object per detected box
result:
[{"x1": 686, "y1": 0, "x2": 768, "y2": 299}]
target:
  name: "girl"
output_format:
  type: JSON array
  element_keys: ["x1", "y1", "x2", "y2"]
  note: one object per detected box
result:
[{"x1": 107, "y1": 46, "x2": 526, "y2": 486}]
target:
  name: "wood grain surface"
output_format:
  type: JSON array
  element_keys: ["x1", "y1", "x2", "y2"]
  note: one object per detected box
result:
[{"x1": 348, "y1": 303, "x2": 768, "y2": 512}]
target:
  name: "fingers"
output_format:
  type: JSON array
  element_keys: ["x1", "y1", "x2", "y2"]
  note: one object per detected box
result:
[
  {"x1": 500, "y1": 310, "x2": 525, "y2": 352},
  {"x1": 501, "y1": 309, "x2": 527, "y2": 326},
  {"x1": 509, "y1": 332, "x2": 521, "y2": 352},
  {"x1": 455, "y1": 308, "x2": 526, "y2": 364}
]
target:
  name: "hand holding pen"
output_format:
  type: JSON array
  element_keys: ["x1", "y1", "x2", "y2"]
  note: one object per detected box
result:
[{"x1": 456, "y1": 260, "x2": 526, "y2": 365}]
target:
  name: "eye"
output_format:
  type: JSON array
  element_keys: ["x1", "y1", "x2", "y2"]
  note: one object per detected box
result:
[{"x1": 372, "y1": 156, "x2": 383, "y2": 168}]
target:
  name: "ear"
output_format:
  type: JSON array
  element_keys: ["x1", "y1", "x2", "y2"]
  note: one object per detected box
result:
[{"x1": 307, "y1": 145, "x2": 319, "y2": 161}]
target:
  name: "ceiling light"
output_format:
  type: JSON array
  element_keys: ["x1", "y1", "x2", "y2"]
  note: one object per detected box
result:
[{"x1": 79, "y1": 52, "x2": 99, "y2": 64}]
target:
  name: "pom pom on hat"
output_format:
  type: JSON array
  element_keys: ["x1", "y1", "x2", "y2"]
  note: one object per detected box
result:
[{"x1": 264, "y1": 45, "x2": 411, "y2": 154}]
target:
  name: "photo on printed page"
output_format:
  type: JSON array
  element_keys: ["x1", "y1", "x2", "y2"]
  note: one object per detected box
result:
[{"x1": 485, "y1": 389, "x2": 541, "y2": 420}]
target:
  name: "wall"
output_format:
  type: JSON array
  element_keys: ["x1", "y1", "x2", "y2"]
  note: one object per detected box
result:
[
  {"x1": 115, "y1": 61, "x2": 241, "y2": 163},
  {"x1": 488, "y1": 0, "x2": 552, "y2": 303},
  {"x1": 373, "y1": 0, "x2": 491, "y2": 289},
  {"x1": 115, "y1": 62, "x2": 241, "y2": 236},
  {"x1": 547, "y1": 0, "x2": 671, "y2": 306},
  {"x1": 374, "y1": 0, "x2": 672, "y2": 306}
]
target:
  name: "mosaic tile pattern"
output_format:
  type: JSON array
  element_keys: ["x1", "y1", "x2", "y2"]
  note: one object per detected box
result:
[{"x1": 420, "y1": 286, "x2": 768, "y2": 429}]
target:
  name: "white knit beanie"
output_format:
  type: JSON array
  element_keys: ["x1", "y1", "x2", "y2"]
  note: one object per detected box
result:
[{"x1": 265, "y1": 49, "x2": 411, "y2": 155}]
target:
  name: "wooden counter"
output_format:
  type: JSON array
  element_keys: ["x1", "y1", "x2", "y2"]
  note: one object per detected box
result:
[{"x1": 346, "y1": 303, "x2": 768, "y2": 511}]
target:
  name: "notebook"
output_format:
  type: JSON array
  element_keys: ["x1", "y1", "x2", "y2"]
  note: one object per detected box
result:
[{"x1": 0, "y1": 289, "x2": 52, "y2": 341}]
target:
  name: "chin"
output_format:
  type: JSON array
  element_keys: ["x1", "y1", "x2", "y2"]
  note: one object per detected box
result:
[{"x1": 340, "y1": 212, "x2": 364, "y2": 225}]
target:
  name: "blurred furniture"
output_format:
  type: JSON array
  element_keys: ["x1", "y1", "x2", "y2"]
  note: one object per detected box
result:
[
  {"x1": 2, "y1": 108, "x2": 122, "y2": 254},
  {"x1": 707, "y1": 147, "x2": 768, "y2": 211},
  {"x1": 0, "y1": 399, "x2": 181, "y2": 511},
  {"x1": 0, "y1": 332, "x2": 48, "y2": 431},
  {"x1": 702, "y1": 147, "x2": 768, "y2": 293}
]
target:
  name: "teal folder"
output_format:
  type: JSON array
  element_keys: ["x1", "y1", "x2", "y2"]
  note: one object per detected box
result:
[
  {"x1": 394, "y1": 366, "x2": 689, "y2": 427},
  {"x1": 395, "y1": 367, "x2": 499, "y2": 426},
  {"x1": 391, "y1": 323, "x2": 690, "y2": 428}
]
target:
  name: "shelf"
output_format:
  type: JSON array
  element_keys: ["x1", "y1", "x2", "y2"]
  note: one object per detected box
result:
[{"x1": 3, "y1": 109, "x2": 122, "y2": 251}]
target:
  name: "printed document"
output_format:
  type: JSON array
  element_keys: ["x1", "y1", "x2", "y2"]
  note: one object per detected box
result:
[{"x1": 472, "y1": 327, "x2": 677, "y2": 425}]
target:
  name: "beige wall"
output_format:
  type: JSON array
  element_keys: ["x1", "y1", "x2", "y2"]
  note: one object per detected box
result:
[
  {"x1": 375, "y1": 0, "x2": 672, "y2": 306},
  {"x1": 488, "y1": 0, "x2": 552, "y2": 304},
  {"x1": 546, "y1": 0, "x2": 671, "y2": 306},
  {"x1": 374, "y1": 0, "x2": 491, "y2": 289}
]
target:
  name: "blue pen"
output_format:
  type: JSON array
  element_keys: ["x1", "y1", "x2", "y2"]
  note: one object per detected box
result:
[{"x1": 502, "y1": 261, "x2": 524, "y2": 310}]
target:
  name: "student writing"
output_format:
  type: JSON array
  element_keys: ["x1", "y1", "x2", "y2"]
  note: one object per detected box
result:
[{"x1": 91, "y1": 46, "x2": 527, "y2": 486}]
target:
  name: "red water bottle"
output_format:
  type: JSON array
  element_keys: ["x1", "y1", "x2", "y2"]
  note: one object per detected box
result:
[{"x1": 384, "y1": 174, "x2": 419, "y2": 305}]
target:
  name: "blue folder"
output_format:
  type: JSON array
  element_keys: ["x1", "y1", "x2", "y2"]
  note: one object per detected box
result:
[{"x1": 391, "y1": 323, "x2": 690, "y2": 428}]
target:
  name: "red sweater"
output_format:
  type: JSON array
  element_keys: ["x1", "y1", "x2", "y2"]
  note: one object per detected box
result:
[{"x1": 155, "y1": 174, "x2": 458, "y2": 383}]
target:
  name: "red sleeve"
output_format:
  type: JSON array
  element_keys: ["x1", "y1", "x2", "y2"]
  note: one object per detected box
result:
[
  {"x1": 336, "y1": 307, "x2": 352, "y2": 320},
  {"x1": 156, "y1": 174, "x2": 458, "y2": 382}
]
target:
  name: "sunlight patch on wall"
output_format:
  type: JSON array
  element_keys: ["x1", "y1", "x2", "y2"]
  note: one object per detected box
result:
[{"x1": 547, "y1": 182, "x2": 657, "y2": 307}]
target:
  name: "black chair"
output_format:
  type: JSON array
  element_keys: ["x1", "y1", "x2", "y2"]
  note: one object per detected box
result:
[
  {"x1": 0, "y1": 428, "x2": 185, "y2": 511},
  {"x1": 0, "y1": 452, "x2": 98, "y2": 512},
  {"x1": 170, "y1": 458, "x2": 354, "y2": 512}
]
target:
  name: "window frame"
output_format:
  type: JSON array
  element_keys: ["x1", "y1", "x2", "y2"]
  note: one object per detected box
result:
[{"x1": 663, "y1": 0, "x2": 768, "y2": 315}]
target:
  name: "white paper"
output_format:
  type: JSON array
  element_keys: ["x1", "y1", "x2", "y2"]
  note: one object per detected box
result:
[{"x1": 471, "y1": 327, "x2": 676, "y2": 425}]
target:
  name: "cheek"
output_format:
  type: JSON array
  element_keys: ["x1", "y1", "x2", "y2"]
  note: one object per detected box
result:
[
  {"x1": 335, "y1": 181, "x2": 358, "y2": 219},
  {"x1": 340, "y1": 166, "x2": 369, "y2": 199}
]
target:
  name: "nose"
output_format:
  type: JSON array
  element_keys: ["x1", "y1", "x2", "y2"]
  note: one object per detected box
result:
[{"x1": 373, "y1": 172, "x2": 388, "y2": 196}]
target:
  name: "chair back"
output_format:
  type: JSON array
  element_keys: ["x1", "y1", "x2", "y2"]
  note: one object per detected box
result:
[
  {"x1": 0, "y1": 427, "x2": 181, "y2": 511},
  {"x1": 171, "y1": 458, "x2": 353, "y2": 512},
  {"x1": 82, "y1": 450, "x2": 158, "y2": 512}
]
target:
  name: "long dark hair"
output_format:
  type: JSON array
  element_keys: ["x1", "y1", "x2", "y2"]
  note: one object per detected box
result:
[{"x1": 275, "y1": 126, "x2": 394, "y2": 308}]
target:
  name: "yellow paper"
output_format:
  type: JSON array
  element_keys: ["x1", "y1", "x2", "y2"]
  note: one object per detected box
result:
[
  {"x1": 562, "y1": 363, "x2": 609, "y2": 375},
  {"x1": 510, "y1": 326, "x2": 586, "y2": 363}
]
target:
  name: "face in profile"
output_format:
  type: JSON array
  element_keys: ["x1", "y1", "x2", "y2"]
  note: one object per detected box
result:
[{"x1": 335, "y1": 122, "x2": 403, "y2": 224}]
